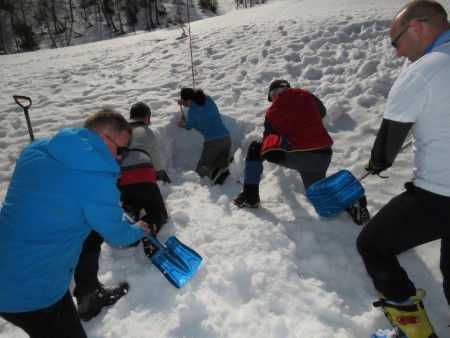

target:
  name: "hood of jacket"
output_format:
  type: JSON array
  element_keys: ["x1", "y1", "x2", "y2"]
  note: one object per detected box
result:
[{"x1": 46, "y1": 128, "x2": 120, "y2": 174}]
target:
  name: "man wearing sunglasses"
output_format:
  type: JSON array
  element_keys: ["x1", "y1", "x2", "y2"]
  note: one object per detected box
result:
[
  {"x1": 0, "y1": 109, "x2": 151, "y2": 337},
  {"x1": 358, "y1": 1, "x2": 450, "y2": 337}
]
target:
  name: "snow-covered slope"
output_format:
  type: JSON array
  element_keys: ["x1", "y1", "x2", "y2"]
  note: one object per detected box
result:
[{"x1": 1, "y1": 0, "x2": 449, "y2": 337}]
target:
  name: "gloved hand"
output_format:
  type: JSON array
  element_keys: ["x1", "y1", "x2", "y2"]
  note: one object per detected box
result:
[
  {"x1": 365, "y1": 160, "x2": 386, "y2": 175},
  {"x1": 156, "y1": 170, "x2": 172, "y2": 183},
  {"x1": 177, "y1": 120, "x2": 184, "y2": 128}
]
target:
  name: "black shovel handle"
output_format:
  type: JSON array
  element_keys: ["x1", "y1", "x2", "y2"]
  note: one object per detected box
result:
[
  {"x1": 357, "y1": 139, "x2": 413, "y2": 182},
  {"x1": 13, "y1": 95, "x2": 34, "y2": 142}
]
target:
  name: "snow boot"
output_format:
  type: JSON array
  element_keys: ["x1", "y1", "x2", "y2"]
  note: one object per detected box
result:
[
  {"x1": 345, "y1": 195, "x2": 370, "y2": 225},
  {"x1": 211, "y1": 166, "x2": 230, "y2": 185},
  {"x1": 211, "y1": 155, "x2": 234, "y2": 185},
  {"x1": 373, "y1": 288, "x2": 437, "y2": 338},
  {"x1": 233, "y1": 184, "x2": 260, "y2": 208},
  {"x1": 76, "y1": 283, "x2": 129, "y2": 321}
]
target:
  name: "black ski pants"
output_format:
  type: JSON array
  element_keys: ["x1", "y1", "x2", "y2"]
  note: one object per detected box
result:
[
  {"x1": 0, "y1": 291, "x2": 87, "y2": 338},
  {"x1": 73, "y1": 231, "x2": 104, "y2": 297},
  {"x1": 357, "y1": 182, "x2": 450, "y2": 304},
  {"x1": 119, "y1": 182, "x2": 168, "y2": 229}
]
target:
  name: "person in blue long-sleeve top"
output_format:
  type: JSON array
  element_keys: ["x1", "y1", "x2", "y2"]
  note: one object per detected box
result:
[{"x1": 177, "y1": 88, "x2": 231, "y2": 183}]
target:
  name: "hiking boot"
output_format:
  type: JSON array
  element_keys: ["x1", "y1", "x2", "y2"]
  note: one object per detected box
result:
[
  {"x1": 373, "y1": 289, "x2": 437, "y2": 338},
  {"x1": 211, "y1": 155, "x2": 234, "y2": 185},
  {"x1": 233, "y1": 184, "x2": 261, "y2": 208},
  {"x1": 142, "y1": 237, "x2": 157, "y2": 258},
  {"x1": 76, "y1": 283, "x2": 129, "y2": 321},
  {"x1": 233, "y1": 192, "x2": 261, "y2": 208},
  {"x1": 346, "y1": 195, "x2": 370, "y2": 225}
]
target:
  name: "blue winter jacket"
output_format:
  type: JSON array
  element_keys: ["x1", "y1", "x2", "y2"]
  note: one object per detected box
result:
[
  {"x1": 0, "y1": 128, "x2": 144, "y2": 313},
  {"x1": 182, "y1": 96, "x2": 229, "y2": 141}
]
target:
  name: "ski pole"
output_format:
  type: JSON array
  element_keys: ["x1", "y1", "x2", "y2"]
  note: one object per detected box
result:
[{"x1": 13, "y1": 95, "x2": 34, "y2": 142}]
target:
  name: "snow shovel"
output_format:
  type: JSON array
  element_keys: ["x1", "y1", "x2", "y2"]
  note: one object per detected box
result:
[
  {"x1": 13, "y1": 95, "x2": 34, "y2": 142},
  {"x1": 124, "y1": 214, "x2": 202, "y2": 288},
  {"x1": 146, "y1": 234, "x2": 203, "y2": 288},
  {"x1": 306, "y1": 140, "x2": 413, "y2": 218},
  {"x1": 306, "y1": 170, "x2": 369, "y2": 218}
]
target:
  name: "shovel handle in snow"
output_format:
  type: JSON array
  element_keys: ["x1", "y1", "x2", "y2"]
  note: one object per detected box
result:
[
  {"x1": 179, "y1": 105, "x2": 185, "y2": 118},
  {"x1": 13, "y1": 95, "x2": 34, "y2": 142}
]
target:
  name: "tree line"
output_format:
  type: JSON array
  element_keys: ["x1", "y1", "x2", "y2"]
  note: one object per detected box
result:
[{"x1": 0, "y1": 0, "x2": 219, "y2": 54}]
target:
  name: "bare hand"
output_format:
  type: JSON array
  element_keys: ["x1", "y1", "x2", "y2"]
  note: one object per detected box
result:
[{"x1": 136, "y1": 220, "x2": 151, "y2": 236}]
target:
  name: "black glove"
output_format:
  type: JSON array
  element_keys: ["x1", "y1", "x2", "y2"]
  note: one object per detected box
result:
[
  {"x1": 156, "y1": 170, "x2": 172, "y2": 183},
  {"x1": 364, "y1": 160, "x2": 387, "y2": 175}
]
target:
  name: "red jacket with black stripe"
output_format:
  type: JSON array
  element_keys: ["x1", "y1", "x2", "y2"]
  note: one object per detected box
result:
[{"x1": 262, "y1": 88, "x2": 333, "y2": 154}]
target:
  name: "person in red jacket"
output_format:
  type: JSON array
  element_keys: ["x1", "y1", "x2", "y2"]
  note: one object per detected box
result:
[{"x1": 234, "y1": 79, "x2": 369, "y2": 225}]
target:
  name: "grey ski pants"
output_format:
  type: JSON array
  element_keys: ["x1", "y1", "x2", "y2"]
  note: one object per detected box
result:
[{"x1": 196, "y1": 134, "x2": 231, "y2": 178}]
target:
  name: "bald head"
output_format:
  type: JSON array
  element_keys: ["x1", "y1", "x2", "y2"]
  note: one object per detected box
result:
[
  {"x1": 394, "y1": 0, "x2": 448, "y2": 27},
  {"x1": 390, "y1": 1, "x2": 450, "y2": 61}
]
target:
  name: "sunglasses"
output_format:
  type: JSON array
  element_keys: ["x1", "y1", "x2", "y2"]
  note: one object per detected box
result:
[
  {"x1": 103, "y1": 134, "x2": 129, "y2": 158},
  {"x1": 391, "y1": 18, "x2": 427, "y2": 49}
]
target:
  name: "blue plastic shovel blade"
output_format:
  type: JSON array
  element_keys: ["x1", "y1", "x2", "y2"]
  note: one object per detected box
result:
[
  {"x1": 306, "y1": 170, "x2": 365, "y2": 218},
  {"x1": 148, "y1": 235, "x2": 202, "y2": 288},
  {"x1": 165, "y1": 236, "x2": 203, "y2": 273}
]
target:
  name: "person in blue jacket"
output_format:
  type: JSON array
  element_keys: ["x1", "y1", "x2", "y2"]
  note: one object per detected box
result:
[
  {"x1": 0, "y1": 109, "x2": 151, "y2": 338},
  {"x1": 177, "y1": 88, "x2": 231, "y2": 183}
]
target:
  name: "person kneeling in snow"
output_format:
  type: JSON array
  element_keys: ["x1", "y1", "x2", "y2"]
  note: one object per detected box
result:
[
  {"x1": 0, "y1": 109, "x2": 151, "y2": 337},
  {"x1": 177, "y1": 88, "x2": 232, "y2": 185},
  {"x1": 234, "y1": 79, "x2": 370, "y2": 225},
  {"x1": 117, "y1": 101, "x2": 169, "y2": 258}
]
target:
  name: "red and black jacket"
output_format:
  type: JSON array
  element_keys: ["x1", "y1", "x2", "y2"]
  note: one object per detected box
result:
[{"x1": 261, "y1": 88, "x2": 333, "y2": 159}]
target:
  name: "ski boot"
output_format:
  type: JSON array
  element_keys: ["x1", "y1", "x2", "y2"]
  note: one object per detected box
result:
[
  {"x1": 346, "y1": 195, "x2": 370, "y2": 225},
  {"x1": 233, "y1": 184, "x2": 261, "y2": 208},
  {"x1": 77, "y1": 283, "x2": 129, "y2": 321},
  {"x1": 373, "y1": 288, "x2": 437, "y2": 338}
]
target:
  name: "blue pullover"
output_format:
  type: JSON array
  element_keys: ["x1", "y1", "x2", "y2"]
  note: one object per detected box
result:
[
  {"x1": 0, "y1": 128, "x2": 144, "y2": 313},
  {"x1": 182, "y1": 96, "x2": 229, "y2": 141}
]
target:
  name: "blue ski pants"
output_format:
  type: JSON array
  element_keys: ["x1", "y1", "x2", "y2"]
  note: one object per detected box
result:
[{"x1": 244, "y1": 141, "x2": 332, "y2": 189}]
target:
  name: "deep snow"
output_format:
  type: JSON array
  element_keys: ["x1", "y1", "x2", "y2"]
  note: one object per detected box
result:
[{"x1": 1, "y1": 0, "x2": 450, "y2": 337}]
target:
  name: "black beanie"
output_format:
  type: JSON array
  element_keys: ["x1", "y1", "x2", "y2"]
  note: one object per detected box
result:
[
  {"x1": 130, "y1": 102, "x2": 151, "y2": 118},
  {"x1": 268, "y1": 80, "x2": 291, "y2": 102}
]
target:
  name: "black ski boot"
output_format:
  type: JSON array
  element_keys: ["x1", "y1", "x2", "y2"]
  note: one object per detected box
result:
[
  {"x1": 346, "y1": 195, "x2": 370, "y2": 225},
  {"x1": 76, "y1": 283, "x2": 129, "y2": 321}
]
